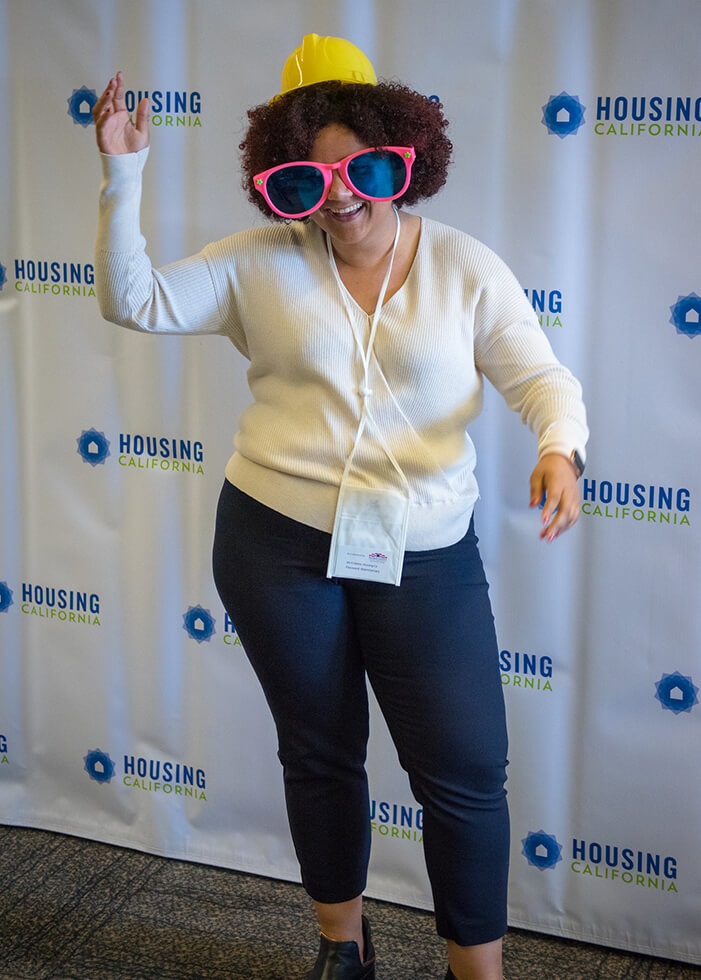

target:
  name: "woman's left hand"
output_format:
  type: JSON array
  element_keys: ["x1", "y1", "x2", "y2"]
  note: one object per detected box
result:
[{"x1": 529, "y1": 453, "x2": 581, "y2": 542}]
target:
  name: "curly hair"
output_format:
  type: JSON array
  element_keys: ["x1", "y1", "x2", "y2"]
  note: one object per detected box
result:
[{"x1": 240, "y1": 81, "x2": 452, "y2": 220}]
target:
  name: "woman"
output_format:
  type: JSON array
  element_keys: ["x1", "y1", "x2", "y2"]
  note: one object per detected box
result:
[{"x1": 93, "y1": 34, "x2": 587, "y2": 980}]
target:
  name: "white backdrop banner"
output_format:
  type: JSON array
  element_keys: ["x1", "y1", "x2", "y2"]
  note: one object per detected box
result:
[{"x1": 1, "y1": 0, "x2": 699, "y2": 966}]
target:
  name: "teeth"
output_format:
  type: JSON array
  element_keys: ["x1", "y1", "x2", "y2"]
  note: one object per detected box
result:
[{"x1": 329, "y1": 202, "x2": 363, "y2": 215}]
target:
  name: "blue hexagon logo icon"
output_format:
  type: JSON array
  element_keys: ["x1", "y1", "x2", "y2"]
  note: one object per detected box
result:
[
  {"x1": 541, "y1": 92, "x2": 586, "y2": 138},
  {"x1": 67, "y1": 86, "x2": 98, "y2": 127},
  {"x1": 669, "y1": 293, "x2": 701, "y2": 338},
  {"x1": 77, "y1": 428, "x2": 111, "y2": 466},
  {"x1": 521, "y1": 830, "x2": 563, "y2": 870},
  {"x1": 84, "y1": 748, "x2": 116, "y2": 783},
  {"x1": 655, "y1": 672, "x2": 699, "y2": 714},
  {"x1": 0, "y1": 581, "x2": 14, "y2": 613},
  {"x1": 183, "y1": 605, "x2": 216, "y2": 643},
  {"x1": 0, "y1": 262, "x2": 7, "y2": 293}
]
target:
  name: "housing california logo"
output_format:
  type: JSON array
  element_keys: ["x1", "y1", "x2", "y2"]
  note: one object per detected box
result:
[
  {"x1": 0, "y1": 581, "x2": 13, "y2": 613},
  {"x1": 581, "y1": 478, "x2": 691, "y2": 527},
  {"x1": 84, "y1": 749, "x2": 208, "y2": 800},
  {"x1": 77, "y1": 429, "x2": 111, "y2": 466},
  {"x1": 541, "y1": 93, "x2": 586, "y2": 138},
  {"x1": 182, "y1": 606, "x2": 243, "y2": 647},
  {"x1": 84, "y1": 749, "x2": 116, "y2": 783},
  {"x1": 370, "y1": 799, "x2": 423, "y2": 844},
  {"x1": 4, "y1": 259, "x2": 95, "y2": 298},
  {"x1": 655, "y1": 672, "x2": 698, "y2": 714},
  {"x1": 21, "y1": 582, "x2": 101, "y2": 627},
  {"x1": 1, "y1": 578, "x2": 100, "y2": 627},
  {"x1": 67, "y1": 86, "x2": 98, "y2": 126},
  {"x1": 500, "y1": 649, "x2": 553, "y2": 693},
  {"x1": 67, "y1": 84, "x2": 203, "y2": 130},
  {"x1": 522, "y1": 831, "x2": 563, "y2": 869},
  {"x1": 524, "y1": 288, "x2": 564, "y2": 329},
  {"x1": 670, "y1": 293, "x2": 701, "y2": 338},
  {"x1": 182, "y1": 605, "x2": 216, "y2": 643},
  {"x1": 542, "y1": 91, "x2": 701, "y2": 137},
  {"x1": 76, "y1": 428, "x2": 205, "y2": 476},
  {"x1": 523, "y1": 830, "x2": 680, "y2": 894}
]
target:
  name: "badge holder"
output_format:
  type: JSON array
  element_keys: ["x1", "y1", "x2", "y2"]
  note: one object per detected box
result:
[{"x1": 327, "y1": 484, "x2": 409, "y2": 586}]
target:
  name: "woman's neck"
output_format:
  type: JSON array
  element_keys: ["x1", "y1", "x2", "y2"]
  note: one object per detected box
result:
[{"x1": 330, "y1": 210, "x2": 400, "y2": 271}]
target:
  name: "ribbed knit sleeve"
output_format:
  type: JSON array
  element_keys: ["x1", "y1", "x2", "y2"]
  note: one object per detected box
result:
[
  {"x1": 95, "y1": 148, "x2": 240, "y2": 342},
  {"x1": 471, "y1": 242, "x2": 588, "y2": 461}
]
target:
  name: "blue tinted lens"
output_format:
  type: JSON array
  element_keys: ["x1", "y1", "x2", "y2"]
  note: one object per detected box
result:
[
  {"x1": 266, "y1": 165, "x2": 325, "y2": 215},
  {"x1": 347, "y1": 150, "x2": 406, "y2": 198}
]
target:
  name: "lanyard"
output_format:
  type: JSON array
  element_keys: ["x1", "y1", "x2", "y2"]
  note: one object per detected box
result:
[{"x1": 326, "y1": 207, "x2": 411, "y2": 497}]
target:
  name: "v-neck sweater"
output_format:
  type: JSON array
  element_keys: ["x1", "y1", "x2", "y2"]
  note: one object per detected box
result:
[{"x1": 95, "y1": 148, "x2": 588, "y2": 550}]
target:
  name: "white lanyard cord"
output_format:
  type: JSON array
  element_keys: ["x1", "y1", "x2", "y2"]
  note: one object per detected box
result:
[{"x1": 327, "y1": 208, "x2": 410, "y2": 494}]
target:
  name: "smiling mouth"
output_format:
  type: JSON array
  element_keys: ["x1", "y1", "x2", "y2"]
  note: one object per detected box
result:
[{"x1": 326, "y1": 201, "x2": 365, "y2": 217}]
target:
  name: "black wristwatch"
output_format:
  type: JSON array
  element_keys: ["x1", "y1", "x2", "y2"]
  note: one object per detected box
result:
[{"x1": 569, "y1": 449, "x2": 585, "y2": 479}]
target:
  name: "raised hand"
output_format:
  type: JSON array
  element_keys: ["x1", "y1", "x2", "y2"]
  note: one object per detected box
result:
[{"x1": 92, "y1": 71, "x2": 150, "y2": 155}]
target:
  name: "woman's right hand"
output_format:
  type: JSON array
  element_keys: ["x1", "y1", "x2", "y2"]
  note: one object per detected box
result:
[{"x1": 92, "y1": 71, "x2": 150, "y2": 155}]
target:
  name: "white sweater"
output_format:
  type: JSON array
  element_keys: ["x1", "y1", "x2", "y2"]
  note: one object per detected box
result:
[{"x1": 96, "y1": 148, "x2": 588, "y2": 550}]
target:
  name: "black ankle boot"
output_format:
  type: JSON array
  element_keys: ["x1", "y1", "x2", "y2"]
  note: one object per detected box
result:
[{"x1": 305, "y1": 915, "x2": 375, "y2": 979}]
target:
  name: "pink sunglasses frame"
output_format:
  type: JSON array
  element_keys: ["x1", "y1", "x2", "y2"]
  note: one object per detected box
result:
[{"x1": 253, "y1": 145, "x2": 416, "y2": 219}]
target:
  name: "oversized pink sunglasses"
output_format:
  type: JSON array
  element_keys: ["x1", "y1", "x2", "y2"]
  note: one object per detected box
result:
[{"x1": 253, "y1": 146, "x2": 416, "y2": 218}]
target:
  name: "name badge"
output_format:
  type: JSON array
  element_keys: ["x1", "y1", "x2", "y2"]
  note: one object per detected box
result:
[{"x1": 327, "y1": 485, "x2": 409, "y2": 586}]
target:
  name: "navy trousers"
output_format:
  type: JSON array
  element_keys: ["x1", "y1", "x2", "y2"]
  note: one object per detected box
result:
[{"x1": 212, "y1": 480, "x2": 509, "y2": 946}]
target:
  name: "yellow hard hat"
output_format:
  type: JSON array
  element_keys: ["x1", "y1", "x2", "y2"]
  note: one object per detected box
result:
[{"x1": 276, "y1": 33, "x2": 377, "y2": 99}]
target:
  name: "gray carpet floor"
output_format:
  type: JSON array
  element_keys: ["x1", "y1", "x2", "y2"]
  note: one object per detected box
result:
[{"x1": 0, "y1": 825, "x2": 698, "y2": 980}]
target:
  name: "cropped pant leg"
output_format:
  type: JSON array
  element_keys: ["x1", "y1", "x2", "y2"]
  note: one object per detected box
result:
[
  {"x1": 212, "y1": 480, "x2": 372, "y2": 903},
  {"x1": 346, "y1": 524, "x2": 509, "y2": 946}
]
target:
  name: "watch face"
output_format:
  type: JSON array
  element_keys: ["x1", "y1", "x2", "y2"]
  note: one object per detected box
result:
[{"x1": 571, "y1": 450, "x2": 585, "y2": 477}]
